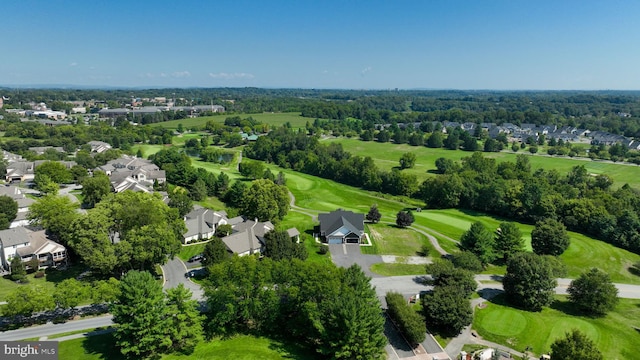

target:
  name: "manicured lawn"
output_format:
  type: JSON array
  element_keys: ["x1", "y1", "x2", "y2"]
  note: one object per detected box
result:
[
  {"x1": 130, "y1": 144, "x2": 168, "y2": 158},
  {"x1": 473, "y1": 295, "x2": 640, "y2": 358},
  {"x1": 365, "y1": 222, "x2": 436, "y2": 256},
  {"x1": 177, "y1": 243, "x2": 207, "y2": 262},
  {"x1": 327, "y1": 138, "x2": 640, "y2": 189},
  {"x1": 58, "y1": 333, "x2": 319, "y2": 360},
  {"x1": 152, "y1": 112, "x2": 313, "y2": 130},
  {"x1": 279, "y1": 210, "x2": 331, "y2": 265},
  {"x1": 0, "y1": 265, "x2": 89, "y2": 302},
  {"x1": 370, "y1": 263, "x2": 427, "y2": 276}
]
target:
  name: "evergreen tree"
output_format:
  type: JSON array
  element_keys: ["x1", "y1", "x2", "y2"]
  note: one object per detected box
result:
[
  {"x1": 396, "y1": 210, "x2": 414, "y2": 227},
  {"x1": 111, "y1": 271, "x2": 171, "y2": 359},
  {"x1": 366, "y1": 204, "x2": 382, "y2": 223},
  {"x1": 494, "y1": 222, "x2": 524, "y2": 261},
  {"x1": 10, "y1": 256, "x2": 26, "y2": 281},
  {"x1": 532, "y1": 218, "x2": 570, "y2": 256},
  {"x1": 460, "y1": 221, "x2": 495, "y2": 264},
  {"x1": 165, "y1": 284, "x2": 204, "y2": 355}
]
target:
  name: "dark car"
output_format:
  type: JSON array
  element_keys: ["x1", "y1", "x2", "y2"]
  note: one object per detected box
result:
[{"x1": 188, "y1": 254, "x2": 204, "y2": 263}]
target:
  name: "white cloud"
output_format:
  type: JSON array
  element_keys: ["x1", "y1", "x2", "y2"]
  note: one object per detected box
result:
[
  {"x1": 361, "y1": 66, "x2": 372, "y2": 76},
  {"x1": 322, "y1": 70, "x2": 329, "y2": 74},
  {"x1": 171, "y1": 71, "x2": 191, "y2": 78},
  {"x1": 69, "y1": 62, "x2": 78, "y2": 67},
  {"x1": 160, "y1": 73, "x2": 167, "y2": 77},
  {"x1": 209, "y1": 72, "x2": 255, "y2": 80}
]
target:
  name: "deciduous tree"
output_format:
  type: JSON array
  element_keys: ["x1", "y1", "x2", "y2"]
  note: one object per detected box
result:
[
  {"x1": 422, "y1": 285, "x2": 472, "y2": 336},
  {"x1": 81, "y1": 171, "x2": 112, "y2": 208},
  {"x1": 165, "y1": 284, "x2": 204, "y2": 355},
  {"x1": 385, "y1": 292, "x2": 426, "y2": 344},
  {"x1": 532, "y1": 218, "x2": 570, "y2": 256},
  {"x1": 399, "y1": 152, "x2": 417, "y2": 169},
  {"x1": 550, "y1": 329, "x2": 603, "y2": 360},
  {"x1": 241, "y1": 179, "x2": 289, "y2": 222},
  {"x1": 202, "y1": 237, "x2": 231, "y2": 268},
  {"x1": 28, "y1": 194, "x2": 80, "y2": 242},
  {"x1": 54, "y1": 278, "x2": 89, "y2": 311},
  {"x1": 503, "y1": 252, "x2": 556, "y2": 311},
  {"x1": 568, "y1": 268, "x2": 619, "y2": 316}
]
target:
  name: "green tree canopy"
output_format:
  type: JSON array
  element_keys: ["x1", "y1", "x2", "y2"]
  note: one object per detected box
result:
[
  {"x1": 460, "y1": 221, "x2": 495, "y2": 264},
  {"x1": 263, "y1": 229, "x2": 307, "y2": 261},
  {"x1": 421, "y1": 285, "x2": 473, "y2": 336},
  {"x1": 568, "y1": 268, "x2": 619, "y2": 316},
  {"x1": 396, "y1": 210, "x2": 414, "y2": 227},
  {"x1": 202, "y1": 237, "x2": 231, "y2": 268},
  {"x1": 550, "y1": 329, "x2": 603, "y2": 360},
  {"x1": 503, "y1": 252, "x2": 557, "y2": 311},
  {"x1": 165, "y1": 284, "x2": 204, "y2": 355},
  {"x1": 28, "y1": 194, "x2": 80, "y2": 242},
  {"x1": 238, "y1": 160, "x2": 265, "y2": 179},
  {"x1": 399, "y1": 152, "x2": 417, "y2": 169},
  {"x1": 35, "y1": 161, "x2": 73, "y2": 184},
  {"x1": 366, "y1": 204, "x2": 382, "y2": 223},
  {"x1": 0, "y1": 195, "x2": 18, "y2": 229},
  {"x1": 54, "y1": 278, "x2": 89, "y2": 310},
  {"x1": 111, "y1": 270, "x2": 171, "y2": 359},
  {"x1": 385, "y1": 291, "x2": 426, "y2": 345},
  {"x1": 168, "y1": 187, "x2": 193, "y2": 217},
  {"x1": 240, "y1": 179, "x2": 289, "y2": 222},
  {"x1": 532, "y1": 218, "x2": 570, "y2": 256},
  {"x1": 81, "y1": 171, "x2": 112, "y2": 208},
  {"x1": 494, "y1": 221, "x2": 524, "y2": 261}
]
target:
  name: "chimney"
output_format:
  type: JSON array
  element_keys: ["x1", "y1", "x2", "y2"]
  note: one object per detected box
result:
[
  {"x1": 198, "y1": 213, "x2": 203, "y2": 240},
  {"x1": 249, "y1": 219, "x2": 258, "y2": 254}
]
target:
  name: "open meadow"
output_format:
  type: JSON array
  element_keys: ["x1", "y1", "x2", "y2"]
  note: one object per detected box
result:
[
  {"x1": 473, "y1": 295, "x2": 640, "y2": 359},
  {"x1": 326, "y1": 138, "x2": 640, "y2": 188},
  {"x1": 151, "y1": 112, "x2": 312, "y2": 130}
]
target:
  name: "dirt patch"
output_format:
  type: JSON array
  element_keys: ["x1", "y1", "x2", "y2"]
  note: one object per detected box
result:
[{"x1": 477, "y1": 303, "x2": 488, "y2": 309}]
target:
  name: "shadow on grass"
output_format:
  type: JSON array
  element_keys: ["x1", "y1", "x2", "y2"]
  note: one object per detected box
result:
[
  {"x1": 81, "y1": 332, "x2": 125, "y2": 360},
  {"x1": 267, "y1": 338, "x2": 321, "y2": 360},
  {"x1": 629, "y1": 264, "x2": 640, "y2": 277},
  {"x1": 45, "y1": 264, "x2": 88, "y2": 284}
]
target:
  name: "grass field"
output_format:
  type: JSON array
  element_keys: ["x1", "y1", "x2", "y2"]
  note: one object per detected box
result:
[
  {"x1": 326, "y1": 138, "x2": 640, "y2": 188},
  {"x1": 473, "y1": 295, "x2": 640, "y2": 358},
  {"x1": 58, "y1": 333, "x2": 318, "y2": 360},
  {"x1": 364, "y1": 222, "x2": 435, "y2": 256},
  {"x1": 151, "y1": 112, "x2": 313, "y2": 130},
  {"x1": 370, "y1": 263, "x2": 427, "y2": 276}
]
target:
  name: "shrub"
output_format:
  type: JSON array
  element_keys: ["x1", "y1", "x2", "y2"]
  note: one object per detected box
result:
[
  {"x1": 34, "y1": 271, "x2": 45, "y2": 278},
  {"x1": 318, "y1": 244, "x2": 329, "y2": 255},
  {"x1": 386, "y1": 292, "x2": 426, "y2": 344}
]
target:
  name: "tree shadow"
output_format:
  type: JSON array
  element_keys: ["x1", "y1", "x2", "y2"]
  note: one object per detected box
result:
[
  {"x1": 549, "y1": 299, "x2": 585, "y2": 317},
  {"x1": 426, "y1": 169, "x2": 441, "y2": 175},
  {"x1": 44, "y1": 264, "x2": 90, "y2": 284},
  {"x1": 628, "y1": 264, "x2": 640, "y2": 277},
  {"x1": 267, "y1": 337, "x2": 321, "y2": 359},
  {"x1": 81, "y1": 332, "x2": 125, "y2": 360}
]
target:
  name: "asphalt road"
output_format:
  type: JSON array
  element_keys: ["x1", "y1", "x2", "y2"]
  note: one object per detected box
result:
[
  {"x1": 0, "y1": 316, "x2": 113, "y2": 341},
  {"x1": 4, "y1": 272, "x2": 640, "y2": 343}
]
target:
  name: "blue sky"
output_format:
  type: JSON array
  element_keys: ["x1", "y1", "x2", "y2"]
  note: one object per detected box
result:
[{"x1": 1, "y1": 0, "x2": 639, "y2": 90}]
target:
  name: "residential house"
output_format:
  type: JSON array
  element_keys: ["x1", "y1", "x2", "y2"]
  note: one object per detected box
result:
[
  {"x1": 5, "y1": 160, "x2": 76, "y2": 183},
  {"x1": 28, "y1": 146, "x2": 65, "y2": 155},
  {"x1": 318, "y1": 209, "x2": 365, "y2": 244},
  {"x1": 0, "y1": 185, "x2": 35, "y2": 228},
  {"x1": 183, "y1": 206, "x2": 228, "y2": 243},
  {"x1": 0, "y1": 227, "x2": 67, "y2": 272},
  {"x1": 88, "y1": 141, "x2": 112, "y2": 154},
  {"x1": 222, "y1": 218, "x2": 274, "y2": 256},
  {"x1": 96, "y1": 155, "x2": 166, "y2": 193}
]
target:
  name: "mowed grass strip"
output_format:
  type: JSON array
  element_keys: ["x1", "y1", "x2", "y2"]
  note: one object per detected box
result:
[
  {"x1": 58, "y1": 333, "x2": 318, "y2": 360},
  {"x1": 152, "y1": 112, "x2": 313, "y2": 130},
  {"x1": 367, "y1": 222, "x2": 435, "y2": 256},
  {"x1": 473, "y1": 295, "x2": 640, "y2": 359},
  {"x1": 327, "y1": 138, "x2": 640, "y2": 188},
  {"x1": 370, "y1": 263, "x2": 427, "y2": 276}
]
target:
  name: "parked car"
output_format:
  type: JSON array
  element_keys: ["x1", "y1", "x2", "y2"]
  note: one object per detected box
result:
[{"x1": 188, "y1": 254, "x2": 204, "y2": 263}]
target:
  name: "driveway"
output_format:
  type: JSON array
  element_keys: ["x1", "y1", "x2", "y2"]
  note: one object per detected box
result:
[{"x1": 329, "y1": 243, "x2": 383, "y2": 278}]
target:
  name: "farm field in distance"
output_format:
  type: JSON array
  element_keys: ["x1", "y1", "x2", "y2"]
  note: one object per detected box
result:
[
  {"x1": 151, "y1": 112, "x2": 312, "y2": 130},
  {"x1": 326, "y1": 138, "x2": 640, "y2": 188}
]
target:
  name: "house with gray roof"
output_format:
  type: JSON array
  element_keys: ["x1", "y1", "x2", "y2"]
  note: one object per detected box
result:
[
  {"x1": 318, "y1": 209, "x2": 365, "y2": 244},
  {"x1": 0, "y1": 227, "x2": 67, "y2": 272},
  {"x1": 0, "y1": 185, "x2": 35, "y2": 228},
  {"x1": 183, "y1": 206, "x2": 228, "y2": 243},
  {"x1": 96, "y1": 155, "x2": 166, "y2": 193}
]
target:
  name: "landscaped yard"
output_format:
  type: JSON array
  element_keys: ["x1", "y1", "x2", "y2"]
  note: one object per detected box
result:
[
  {"x1": 0, "y1": 264, "x2": 90, "y2": 302},
  {"x1": 363, "y1": 222, "x2": 435, "y2": 257},
  {"x1": 57, "y1": 332, "x2": 319, "y2": 360},
  {"x1": 177, "y1": 243, "x2": 207, "y2": 262},
  {"x1": 473, "y1": 295, "x2": 640, "y2": 359}
]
